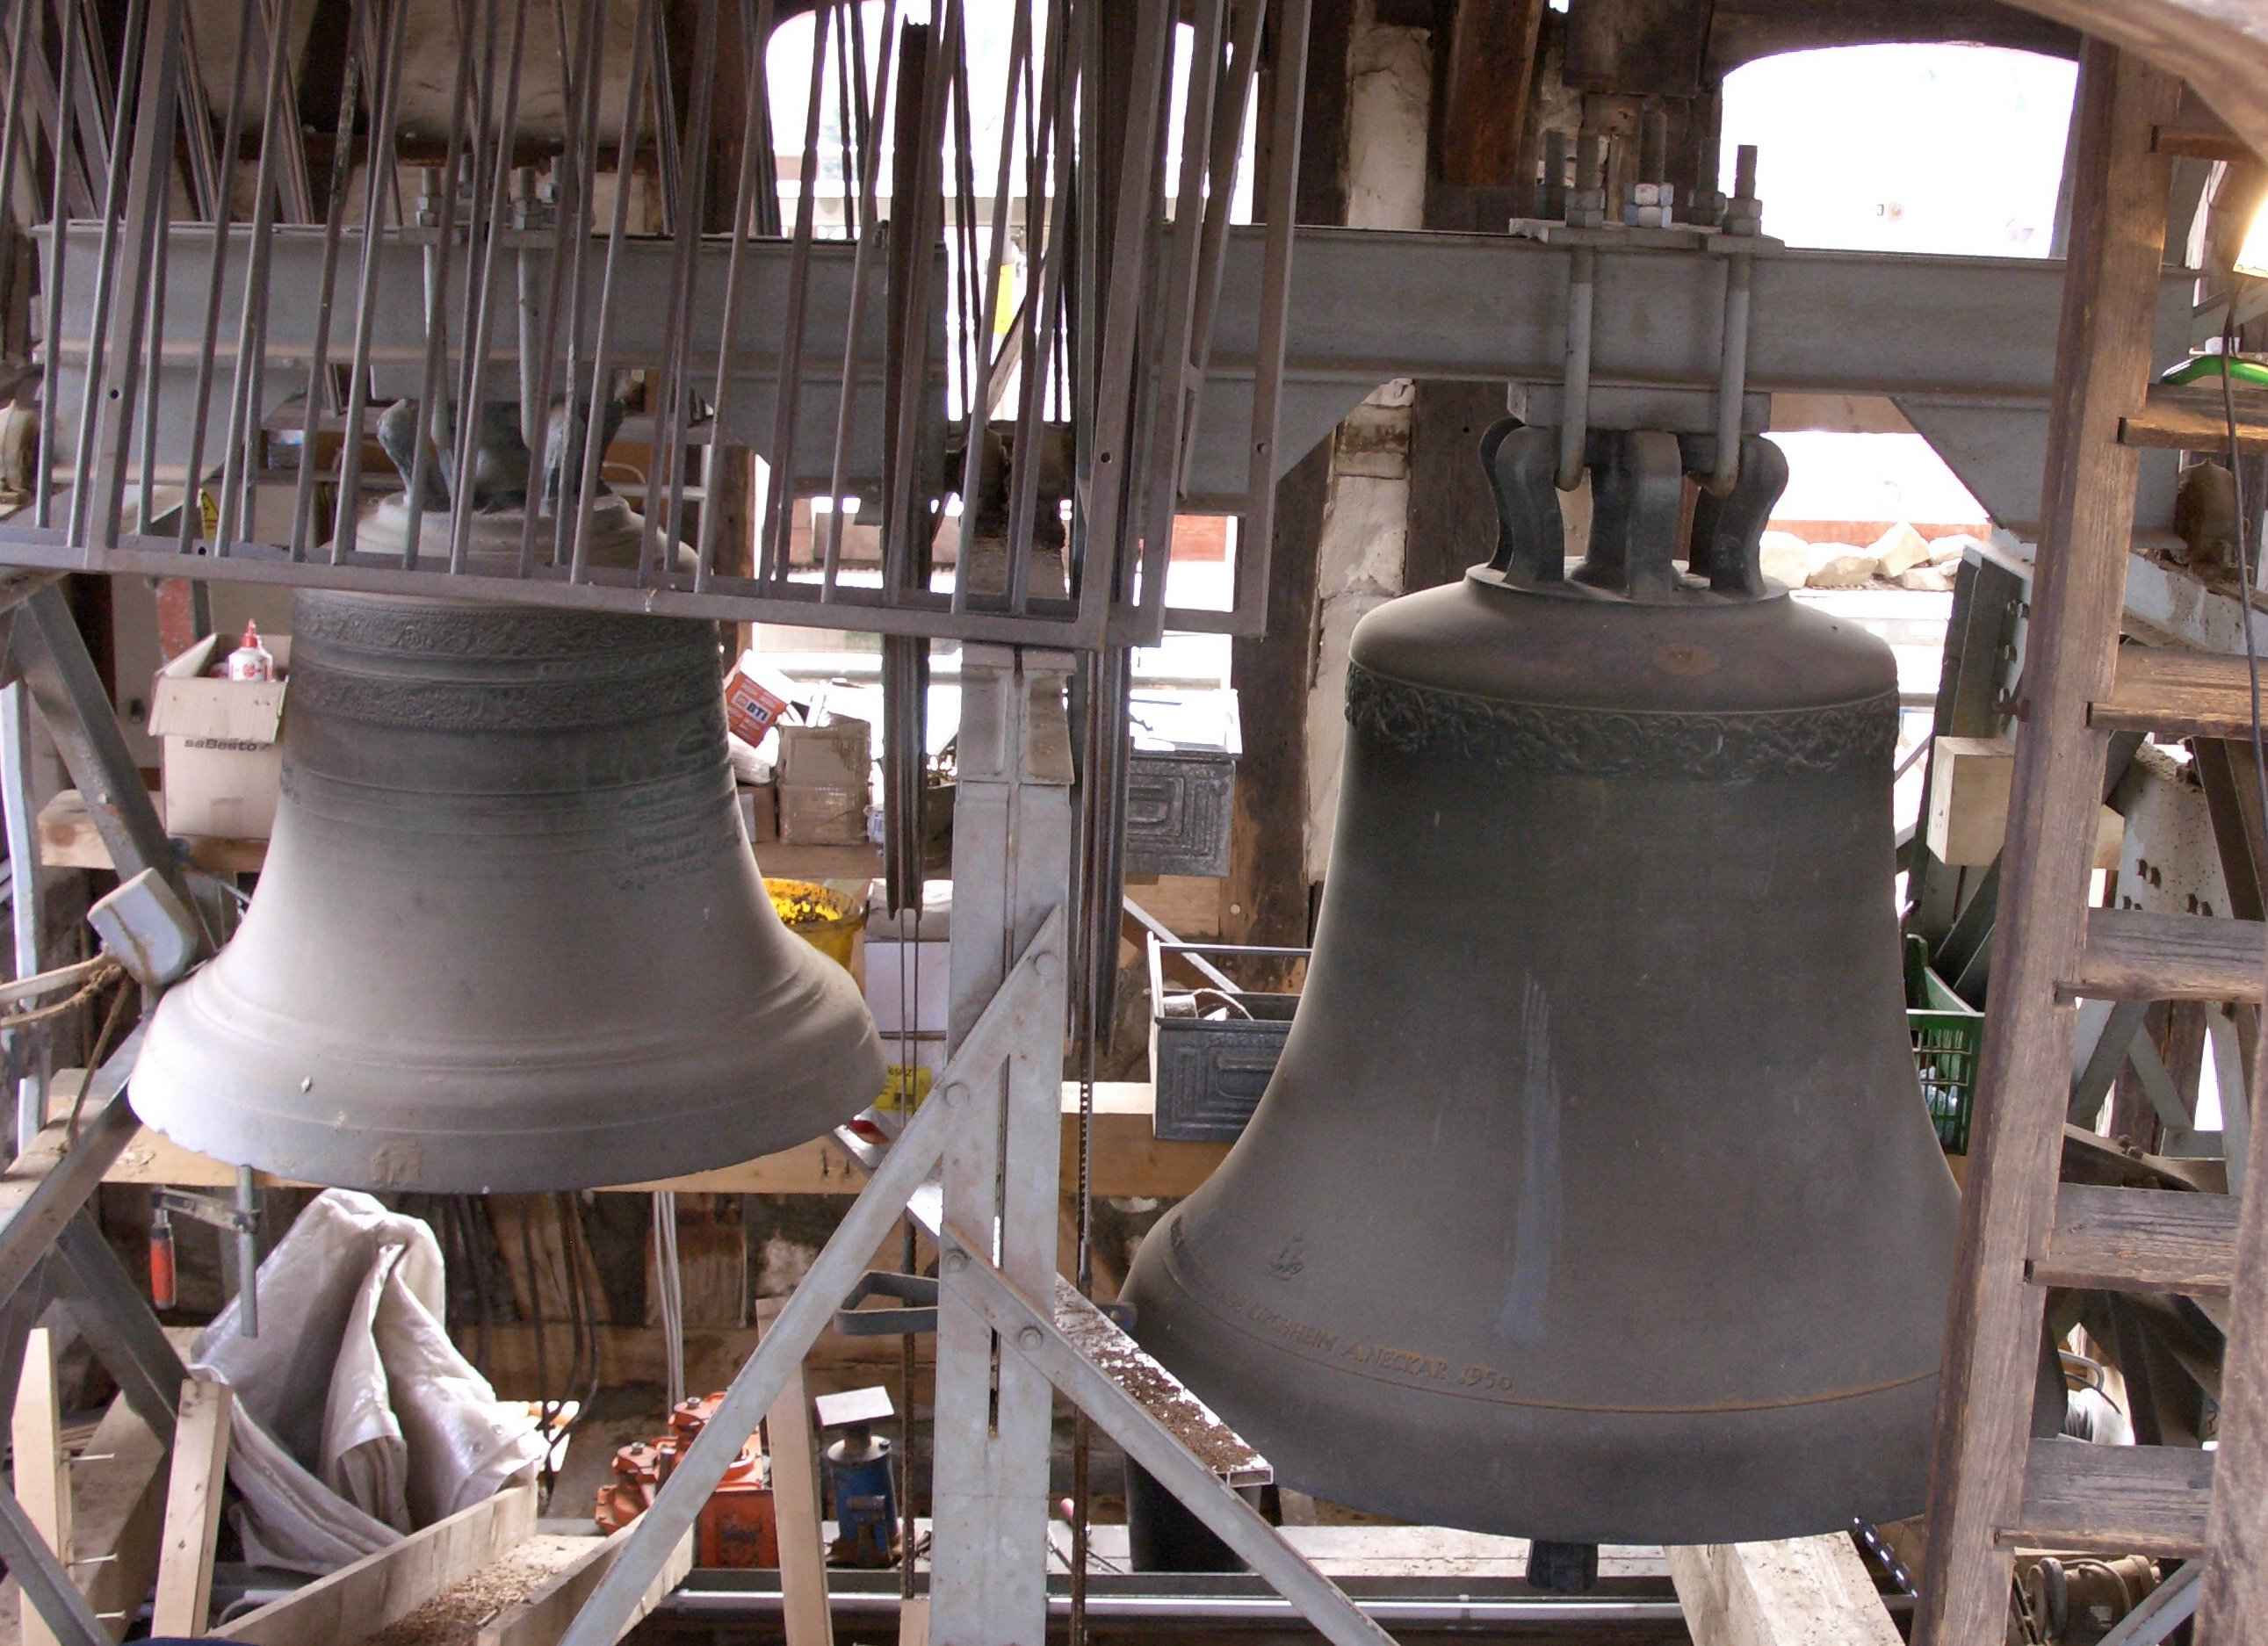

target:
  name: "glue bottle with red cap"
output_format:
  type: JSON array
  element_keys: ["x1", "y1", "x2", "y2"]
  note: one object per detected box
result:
[{"x1": 225, "y1": 621, "x2": 275, "y2": 682}]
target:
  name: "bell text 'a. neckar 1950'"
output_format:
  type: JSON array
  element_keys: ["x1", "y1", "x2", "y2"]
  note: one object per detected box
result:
[{"x1": 1123, "y1": 423, "x2": 1959, "y2": 1548}]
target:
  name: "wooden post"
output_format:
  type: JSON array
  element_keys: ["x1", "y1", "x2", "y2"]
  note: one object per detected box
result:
[
  {"x1": 766, "y1": 1368, "x2": 834, "y2": 1646},
  {"x1": 1911, "y1": 41, "x2": 2179, "y2": 1646},
  {"x1": 151, "y1": 1377, "x2": 234, "y2": 1637},
  {"x1": 13, "y1": 1325, "x2": 71, "y2": 1646},
  {"x1": 1668, "y1": 1537, "x2": 1903, "y2": 1646}
]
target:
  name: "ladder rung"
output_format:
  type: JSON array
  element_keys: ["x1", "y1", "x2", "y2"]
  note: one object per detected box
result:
[
  {"x1": 2092, "y1": 646, "x2": 2268, "y2": 739},
  {"x1": 2118, "y1": 384, "x2": 2268, "y2": 455},
  {"x1": 2031, "y1": 1183, "x2": 2239, "y2": 1296},
  {"x1": 2067, "y1": 908, "x2": 2266, "y2": 1002},
  {"x1": 2011, "y1": 1440, "x2": 2214, "y2": 1557}
]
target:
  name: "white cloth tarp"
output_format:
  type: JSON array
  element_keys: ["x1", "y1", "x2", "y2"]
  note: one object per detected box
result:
[{"x1": 191, "y1": 1190, "x2": 545, "y2": 1572}]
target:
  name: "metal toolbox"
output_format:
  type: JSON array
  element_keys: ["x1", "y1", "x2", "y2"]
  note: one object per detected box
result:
[
  {"x1": 1147, "y1": 936, "x2": 1309, "y2": 1143},
  {"x1": 1123, "y1": 691, "x2": 1241, "y2": 877}
]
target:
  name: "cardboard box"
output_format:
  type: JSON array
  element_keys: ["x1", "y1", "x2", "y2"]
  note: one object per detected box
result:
[
  {"x1": 722, "y1": 653, "x2": 800, "y2": 746},
  {"x1": 778, "y1": 783, "x2": 869, "y2": 845},
  {"x1": 778, "y1": 718, "x2": 872, "y2": 788},
  {"x1": 148, "y1": 632, "x2": 290, "y2": 839},
  {"x1": 738, "y1": 782, "x2": 778, "y2": 843}
]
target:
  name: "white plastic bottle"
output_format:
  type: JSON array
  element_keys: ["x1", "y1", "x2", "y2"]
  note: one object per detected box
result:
[{"x1": 225, "y1": 621, "x2": 275, "y2": 682}]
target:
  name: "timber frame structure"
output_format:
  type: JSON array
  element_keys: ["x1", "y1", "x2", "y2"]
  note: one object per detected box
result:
[{"x1": 0, "y1": 1, "x2": 2264, "y2": 1643}]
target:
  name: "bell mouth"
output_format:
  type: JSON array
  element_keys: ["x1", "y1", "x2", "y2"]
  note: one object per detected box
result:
[
  {"x1": 133, "y1": 952, "x2": 885, "y2": 1194},
  {"x1": 1123, "y1": 1202, "x2": 1940, "y2": 1546}
]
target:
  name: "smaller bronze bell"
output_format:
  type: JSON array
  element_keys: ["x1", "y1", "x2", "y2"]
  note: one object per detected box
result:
[{"x1": 134, "y1": 402, "x2": 885, "y2": 1192}]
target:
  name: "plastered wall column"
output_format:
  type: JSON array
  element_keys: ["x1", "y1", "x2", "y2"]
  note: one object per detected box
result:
[{"x1": 1304, "y1": 0, "x2": 1432, "y2": 885}]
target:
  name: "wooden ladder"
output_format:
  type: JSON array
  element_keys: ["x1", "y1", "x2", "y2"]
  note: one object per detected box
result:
[{"x1": 1915, "y1": 40, "x2": 2268, "y2": 1646}]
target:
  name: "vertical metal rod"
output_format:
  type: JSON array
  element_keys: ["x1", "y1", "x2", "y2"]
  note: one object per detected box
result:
[
  {"x1": 846, "y1": 0, "x2": 870, "y2": 227},
  {"x1": 691, "y1": 0, "x2": 779, "y2": 592},
  {"x1": 1232, "y1": 0, "x2": 1309, "y2": 622},
  {"x1": 87, "y1": 0, "x2": 187, "y2": 554},
  {"x1": 1540, "y1": 126, "x2": 1566, "y2": 220},
  {"x1": 33, "y1": 0, "x2": 82, "y2": 530},
  {"x1": 252, "y1": 0, "x2": 316, "y2": 222},
  {"x1": 448, "y1": 0, "x2": 532, "y2": 573},
  {"x1": 1131, "y1": 0, "x2": 1227, "y2": 630},
  {"x1": 441, "y1": 0, "x2": 508, "y2": 562},
  {"x1": 1556, "y1": 246, "x2": 1594, "y2": 492},
  {"x1": 172, "y1": 8, "x2": 220, "y2": 214},
  {"x1": 134, "y1": 160, "x2": 174, "y2": 533},
  {"x1": 645, "y1": 0, "x2": 680, "y2": 235},
  {"x1": 63, "y1": 0, "x2": 150, "y2": 549},
  {"x1": 1181, "y1": 0, "x2": 1267, "y2": 456},
  {"x1": 566, "y1": 0, "x2": 655, "y2": 580},
  {"x1": 1711, "y1": 254, "x2": 1752, "y2": 495},
  {"x1": 944, "y1": 1, "x2": 980, "y2": 425},
  {"x1": 287, "y1": 0, "x2": 369, "y2": 560},
  {"x1": 755, "y1": 0, "x2": 834, "y2": 586},
  {"x1": 812, "y1": 0, "x2": 895, "y2": 601},
  {"x1": 1004, "y1": 0, "x2": 1073, "y2": 615},
  {"x1": 1069, "y1": 2, "x2": 1170, "y2": 640},
  {"x1": 646, "y1": 0, "x2": 719, "y2": 574},
  {"x1": 3, "y1": 683, "x2": 46, "y2": 1156},
  {"x1": 517, "y1": 0, "x2": 597, "y2": 574},
  {"x1": 0, "y1": 0, "x2": 42, "y2": 284},
  {"x1": 232, "y1": 1165, "x2": 258, "y2": 1336},
  {"x1": 946, "y1": 0, "x2": 1030, "y2": 615},
  {"x1": 830, "y1": 0, "x2": 855, "y2": 236},
  {"x1": 543, "y1": 0, "x2": 610, "y2": 568},
  {"x1": 515, "y1": 169, "x2": 538, "y2": 450},
  {"x1": 176, "y1": 0, "x2": 263, "y2": 555},
  {"x1": 213, "y1": 0, "x2": 299, "y2": 549},
  {"x1": 878, "y1": 13, "x2": 953, "y2": 601},
  {"x1": 399, "y1": 0, "x2": 483, "y2": 566},
  {"x1": 332, "y1": 0, "x2": 415, "y2": 563}
]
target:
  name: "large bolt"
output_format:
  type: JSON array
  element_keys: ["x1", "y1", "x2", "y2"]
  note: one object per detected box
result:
[
  {"x1": 1017, "y1": 1325, "x2": 1044, "y2": 1351},
  {"x1": 944, "y1": 1249, "x2": 971, "y2": 1275}
]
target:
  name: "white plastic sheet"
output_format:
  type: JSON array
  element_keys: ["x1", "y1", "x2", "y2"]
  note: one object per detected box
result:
[{"x1": 192, "y1": 1190, "x2": 545, "y2": 1572}]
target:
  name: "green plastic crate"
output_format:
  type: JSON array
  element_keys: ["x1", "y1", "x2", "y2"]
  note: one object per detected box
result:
[{"x1": 1910, "y1": 1008, "x2": 1983, "y2": 1154}]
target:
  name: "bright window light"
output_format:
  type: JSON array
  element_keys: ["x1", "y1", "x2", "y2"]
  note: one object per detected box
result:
[{"x1": 2238, "y1": 198, "x2": 2268, "y2": 279}]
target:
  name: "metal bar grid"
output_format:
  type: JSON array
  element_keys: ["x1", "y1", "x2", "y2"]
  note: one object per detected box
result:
[{"x1": 0, "y1": 0, "x2": 1311, "y2": 650}]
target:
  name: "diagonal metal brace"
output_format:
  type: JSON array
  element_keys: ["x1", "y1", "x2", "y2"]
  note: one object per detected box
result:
[
  {"x1": 11, "y1": 587, "x2": 200, "y2": 928},
  {"x1": 0, "y1": 1477, "x2": 112, "y2": 1646},
  {"x1": 0, "y1": 1043, "x2": 146, "y2": 1314},
  {"x1": 934, "y1": 1224, "x2": 1398, "y2": 1646},
  {"x1": 557, "y1": 906, "x2": 1066, "y2": 1646}
]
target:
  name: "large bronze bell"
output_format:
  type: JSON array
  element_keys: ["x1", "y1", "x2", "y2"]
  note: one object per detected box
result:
[
  {"x1": 1122, "y1": 424, "x2": 1958, "y2": 1549},
  {"x1": 134, "y1": 408, "x2": 885, "y2": 1192}
]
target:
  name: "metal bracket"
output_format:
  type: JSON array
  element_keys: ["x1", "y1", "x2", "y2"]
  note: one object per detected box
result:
[{"x1": 833, "y1": 1271, "x2": 938, "y2": 1338}]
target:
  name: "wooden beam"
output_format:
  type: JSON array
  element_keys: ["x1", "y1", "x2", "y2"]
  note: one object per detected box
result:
[
  {"x1": 1668, "y1": 1536, "x2": 1902, "y2": 1646},
  {"x1": 767, "y1": 1370, "x2": 834, "y2": 1646},
  {"x1": 1437, "y1": 0, "x2": 1547, "y2": 188},
  {"x1": 1913, "y1": 42, "x2": 2184, "y2": 1646},
  {"x1": 13, "y1": 1328, "x2": 71, "y2": 1646},
  {"x1": 212, "y1": 1485, "x2": 538, "y2": 1646},
  {"x1": 475, "y1": 1525, "x2": 692, "y2": 1646},
  {"x1": 150, "y1": 1378, "x2": 233, "y2": 1639},
  {"x1": 1564, "y1": 0, "x2": 1706, "y2": 97}
]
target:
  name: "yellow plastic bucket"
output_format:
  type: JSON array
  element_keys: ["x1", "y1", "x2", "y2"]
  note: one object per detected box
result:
[{"x1": 765, "y1": 877, "x2": 867, "y2": 972}]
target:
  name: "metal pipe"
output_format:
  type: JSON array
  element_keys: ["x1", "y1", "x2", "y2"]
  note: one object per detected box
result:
[
  {"x1": 659, "y1": 1590, "x2": 1695, "y2": 1626},
  {"x1": 1712, "y1": 252, "x2": 1752, "y2": 495},
  {"x1": 3, "y1": 682, "x2": 45, "y2": 1154},
  {"x1": 1557, "y1": 245, "x2": 1594, "y2": 492},
  {"x1": 233, "y1": 1165, "x2": 259, "y2": 1337}
]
